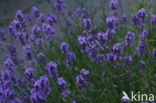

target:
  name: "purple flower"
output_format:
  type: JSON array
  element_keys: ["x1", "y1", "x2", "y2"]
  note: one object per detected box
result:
[
  {"x1": 34, "y1": 76, "x2": 49, "y2": 89},
  {"x1": 80, "y1": 69, "x2": 90, "y2": 76},
  {"x1": 97, "y1": 32, "x2": 109, "y2": 41},
  {"x1": 125, "y1": 31, "x2": 135, "y2": 47},
  {"x1": 76, "y1": 75, "x2": 87, "y2": 87},
  {"x1": 39, "y1": 13, "x2": 46, "y2": 23},
  {"x1": 65, "y1": 19, "x2": 73, "y2": 27},
  {"x1": 61, "y1": 89, "x2": 70, "y2": 98},
  {"x1": 0, "y1": 29, "x2": 6, "y2": 42},
  {"x1": 23, "y1": 45, "x2": 33, "y2": 60},
  {"x1": 37, "y1": 52, "x2": 46, "y2": 64},
  {"x1": 57, "y1": 0, "x2": 64, "y2": 3},
  {"x1": 16, "y1": 32, "x2": 27, "y2": 45},
  {"x1": 43, "y1": 23, "x2": 55, "y2": 34},
  {"x1": 11, "y1": 20, "x2": 22, "y2": 30},
  {"x1": 24, "y1": 68, "x2": 34, "y2": 79},
  {"x1": 4, "y1": 58, "x2": 15, "y2": 69},
  {"x1": 112, "y1": 43, "x2": 123, "y2": 54},
  {"x1": 54, "y1": 0, "x2": 66, "y2": 10},
  {"x1": 106, "y1": 16, "x2": 119, "y2": 29},
  {"x1": 31, "y1": 92, "x2": 45, "y2": 103},
  {"x1": 4, "y1": 88, "x2": 14, "y2": 99},
  {"x1": 26, "y1": 13, "x2": 32, "y2": 21},
  {"x1": 152, "y1": 49, "x2": 156, "y2": 59},
  {"x1": 42, "y1": 23, "x2": 55, "y2": 40},
  {"x1": 57, "y1": 77, "x2": 67, "y2": 90},
  {"x1": 139, "y1": 60, "x2": 146, "y2": 68},
  {"x1": 132, "y1": 9, "x2": 146, "y2": 28},
  {"x1": 122, "y1": 98, "x2": 131, "y2": 103},
  {"x1": 83, "y1": 18, "x2": 92, "y2": 30},
  {"x1": 66, "y1": 52, "x2": 76, "y2": 66},
  {"x1": 109, "y1": 0, "x2": 118, "y2": 10},
  {"x1": 31, "y1": 76, "x2": 51, "y2": 103},
  {"x1": 31, "y1": 7, "x2": 40, "y2": 17},
  {"x1": 76, "y1": 8, "x2": 90, "y2": 18},
  {"x1": 1, "y1": 70, "x2": 15, "y2": 81},
  {"x1": 35, "y1": 38, "x2": 44, "y2": 48},
  {"x1": 29, "y1": 34, "x2": 36, "y2": 42},
  {"x1": 47, "y1": 14, "x2": 57, "y2": 25},
  {"x1": 45, "y1": 61, "x2": 58, "y2": 78},
  {"x1": 76, "y1": 8, "x2": 81, "y2": 15},
  {"x1": 137, "y1": 42, "x2": 147, "y2": 56},
  {"x1": 140, "y1": 30, "x2": 148, "y2": 41},
  {"x1": 107, "y1": 53, "x2": 118, "y2": 62},
  {"x1": 124, "y1": 56, "x2": 133, "y2": 64},
  {"x1": 95, "y1": 54, "x2": 106, "y2": 65},
  {"x1": 76, "y1": 69, "x2": 90, "y2": 86},
  {"x1": 7, "y1": 44, "x2": 17, "y2": 57},
  {"x1": 15, "y1": 10, "x2": 24, "y2": 21},
  {"x1": 78, "y1": 36, "x2": 87, "y2": 45},
  {"x1": 32, "y1": 25, "x2": 41, "y2": 37},
  {"x1": 137, "y1": 8, "x2": 146, "y2": 18},
  {"x1": 60, "y1": 42, "x2": 70, "y2": 54},
  {"x1": 122, "y1": 14, "x2": 128, "y2": 23},
  {"x1": 151, "y1": 14, "x2": 156, "y2": 25}
]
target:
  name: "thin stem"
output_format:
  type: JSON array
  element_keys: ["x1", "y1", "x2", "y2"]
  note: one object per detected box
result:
[{"x1": 119, "y1": 0, "x2": 124, "y2": 14}]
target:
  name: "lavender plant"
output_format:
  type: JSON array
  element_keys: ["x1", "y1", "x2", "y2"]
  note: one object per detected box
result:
[{"x1": 0, "y1": 0, "x2": 156, "y2": 103}]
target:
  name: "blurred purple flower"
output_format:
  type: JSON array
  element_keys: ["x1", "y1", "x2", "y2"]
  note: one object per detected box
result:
[
  {"x1": 151, "y1": 14, "x2": 156, "y2": 25},
  {"x1": 39, "y1": 13, "x2": 46, "y2": 23},
  {"x1": 45, "y1": 61, "x2": 58, "y2": 78},
  {"x1": 112, "y1": 43, "x2": 123, "y2": 54},
  {"x1": 83, "y1": 18, "x2": 92, "y2": 30},
  {"x1": 122, "y1": 14, "x2": 128, "y2": 23},
  {"x1": 76, "y1": 69, "x2": 90, "y2": 86},
  {"x1": 37, "y1": 52, "x2": 47, "y2": 64},
  {"x1": 139, "y1": 60, "x2": 146, "y2": 68},
  {"x1": 7, "y1": 44, "x2": 17, "y2": 57},
  {"x1": 31, "y1": 7, "x2": 40, "y2": 17},
  {"x1": 106, "y1": 16, "x2": 119, "y2": 29},
  {"x1": 15, "y1": 10, "x2": 24, "y2": 21},
  {"x1": 137, "y1": 42, "x2": 147, "y2": 56},
  {"x1": 32, "y1": 25, "x2": 41, "y2": 37},
  {"x1": 57, "y1": 77, "x2": 67, "y2": 90},
  {"x1": 23, "y1": 45, "x2": 33, "y2": 60},
  {"x1": 66, "y1": 51, "x2": 76, "y2": 66},
  {"x1": 47, "y1": 14, "x2": 57, "y2": 25},
  {"x1": 152, "y1": 49, "x2": 156, "y2": 59},
  {"x1": 78, "y1": 36, "x2": 87, "y2": 45},
  {"x1": 140, "y1": 30, "x2": 148, "y2": 41},
  {"x1": 60, "y1": 42, "x2": 70, "y2": 54},
  {"x1": 109, "y1": 0, "x2": 118, "y2": 10},
  {"x1": 125, "y1": 31, "x2": 135, "y2": 47},
  {"x1": 61, "y1": 89, "x2": 70, "y2": 98},
  {"x1": 4, "y1": 58, "x2": 15, "y2": 69},
  {"x1": 24, "y1": 67, "x2": 34, "y2": 79},
  {"x1": 0, "y1": 29, "x2": 6, "y2": 42},
  {"x1": 137, "y1": 8, "x2": 146, "y2": 18}
]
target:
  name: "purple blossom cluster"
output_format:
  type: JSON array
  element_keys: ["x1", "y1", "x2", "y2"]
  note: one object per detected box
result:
[
  {"x1": 60, "y1": 42, "x2": 76, "y2": 67},
  {"x1": 76, "y1": 69, "x2": 90, "y2": 87},
  {"x1": 0, "y1": 0, "x2": 156, "y2": 103}
]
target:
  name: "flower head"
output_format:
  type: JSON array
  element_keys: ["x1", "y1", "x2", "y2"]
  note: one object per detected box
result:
[
  {"x1": 24, "y1": 67, "x2": 34, "y2": 79},
  {"x1": 125, "y1": 31, "x2": 135, "y2": 47},
  {"x1": 60, "y1": 42, "x2": 70, "y2": 54},
  {"x1": 109, "y1": 0, "x2": 118, "y2": 10},
  {"x1": 45, "y1": 61, "x2": 58, "y2": 78},
  {"x1": 31, "y1": 7, "x2": 40, "y2": 17},
  {"x1": 152, "y1": 49, "x2": 156, "y2": 59}
]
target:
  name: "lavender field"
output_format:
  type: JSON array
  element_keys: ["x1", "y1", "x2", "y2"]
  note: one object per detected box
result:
[{"x1": 0, "y1": 0, "x2": 156, "y2": 103}]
